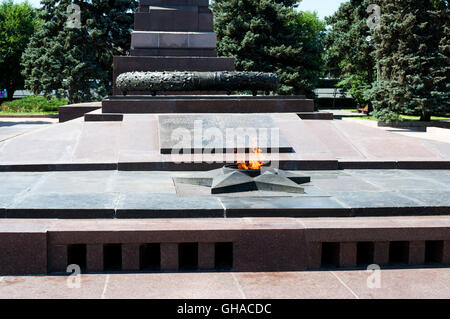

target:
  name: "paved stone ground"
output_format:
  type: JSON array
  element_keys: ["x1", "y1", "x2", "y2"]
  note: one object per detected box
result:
[
  {"x1": 341, "y1": 117, "x2": 450, "y2": 144},
  {"x1": 0, "y1": 169, "x2": 449, "y2": 218},
  {"x1": 0, "y1": 268, "x2": 449, "y2": 299},
  {"x1": 321, "y1": 110, "x2": 450, "y2": 144},
  {"x1": 0, "y1": 114, "x2": 449, "y2": 168},
  {"x1": 0, "y1": 118, "x2": 57, "y2": 142}
]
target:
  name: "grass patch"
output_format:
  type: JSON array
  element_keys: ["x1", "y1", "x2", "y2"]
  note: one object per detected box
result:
[
  {"x1": 399, "y1": 114, "x2": 450, "y2": 121},
  {"x1": 338, "y1": 113, "x2": 450, "y2": 122},
  {"x1": 0, "y1": 96, "x2": 67, "y2": 113}
]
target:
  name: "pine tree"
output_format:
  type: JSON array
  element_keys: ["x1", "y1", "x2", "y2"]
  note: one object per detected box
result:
[
  {"x1": 325, "y1": 0, "x2": 376, "y2": 107},
  {"x1": 0, "y1": 0, "x2": 37, "y2": 101},
  {"x1": 370, "y1": 0, "x2": 449, "y2": 122},
  {"x1": 21, "y1": 0, "x2": 137, "y2": 104},
  {"x1": 211, "y1": 0, "x2": 325, "y2": 96}
]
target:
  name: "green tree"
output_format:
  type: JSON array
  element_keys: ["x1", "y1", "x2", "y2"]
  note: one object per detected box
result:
[
  {"x1": 212, "y1": 0, "x2": 325, "y2": 96},
  {"x1": 21, "y1": 0, "x2": 137, "y2": 104},
  {"x1": 324, "y1": 0, "x2": 376, "y2": 107},
  {"x1": 0, "y1": 0, "x2": 37, "y2": 101},
  {"x1": 370, "y1": 0, "x2": 449, "y2": 122},
  {"x1": 290, "y1": 10, "x2": 327, "y2": 96}
]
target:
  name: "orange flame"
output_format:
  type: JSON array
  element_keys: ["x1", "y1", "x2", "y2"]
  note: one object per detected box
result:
[{"x1": 237, "y1": 148, "x2": 264, "y2": 170}]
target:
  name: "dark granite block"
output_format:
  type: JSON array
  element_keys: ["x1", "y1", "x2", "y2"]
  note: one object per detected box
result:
[
  {"x1": 306, "y1": 242, "x2": 322, "y2": 269},
  {"x1": 339, "y1": 161, "x2": 399, "y2": 169},
  {"x1": 397, "y1": 161, "x2": 450, "y2": 170},
  {"x1": 408, "y1": 241, "x2": 426, "y2": 265},
  {"x1": 84, "y1": 112, "x2": 123, "y2": 122},
  {"x1": 443, "y1": 241, "x2": 450, "y2": 264},
  {"x1": 102, "y1": 96, "x2": 314, "y2": 114},
  {"x1": 59, "y1": 104, "x2": 101, "y2": 123},
  {"x1": 87, "y1": 244, "x2": 104, "y2": 272},
  {"x1": 0, "y1": 232, "x2": 47, "y2": 275},
  {"x1": 198, "y1": 242, "x2": 215, "y2": 270},
  {"x1": 373, "y1": 241, "x2": 390, "y2": 266},
  {"x1": 338, "y1": 242, "x2": 357, "y2": 268},
  {"x1": 131, "y1": 48, "x2": 216, "y2": 57},
  {"x1": 297, "y1": 112, "x2": 334, "y2": 120},
  {"x1": 122, "y1": 243, "x2": 141, "y2": 271},
  {"x1": 134, "y1": 9, "x2": 201, "y2": 32},
  {"x1": 161, "y1": 243, "x2": 179, "y2": 271},
  {"x1": 48, "y1": 245, "x2": 68, "y2": 273},
  {"x1": 233, "y1": 229, "x2": 307, "y2": 272}
]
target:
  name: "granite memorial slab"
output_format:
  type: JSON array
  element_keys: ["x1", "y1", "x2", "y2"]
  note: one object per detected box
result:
[{"x1": 158, "y1": 114, "x2": 295, "y2": 154}]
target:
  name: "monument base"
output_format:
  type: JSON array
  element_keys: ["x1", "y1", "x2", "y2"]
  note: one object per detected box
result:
[
  {"x1": 101, "y1": 95, "x2": 316, "y2": 114},
  {"x1": 113, "y1": 56, "x2": 235, "y2": 95}
]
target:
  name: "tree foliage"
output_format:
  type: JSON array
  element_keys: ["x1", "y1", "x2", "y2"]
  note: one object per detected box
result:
[
  {"x1": 325, "y1": 0, "x2": 376, "y2": 106},
  {"x1": 0, "y1": 0, "x2": 37, "y2": 101},
  {"x1": 21, "y1": 0, "x2": 137, "y2": 104},
  {"x1": 212, "y1": 0, "x2": 325, "y2": 96},
  {"x1": 370, "y1": 0, "x2": 450, "y2": 122}
]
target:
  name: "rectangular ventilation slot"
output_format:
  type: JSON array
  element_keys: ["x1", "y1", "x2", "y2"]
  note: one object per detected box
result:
[
  {"x1": 425, "y1": 241, "x2": 443, "y2": 264},
  {"x1": 104, "y1": 244, "x2": 122, "y2": 271},
  {"x1": 389, "y1": 241, "x2": 409, "y2": 265},
  {"x1": 321, "y1": 242, "x2": 339, "y2": 268},
  {"x1": 215, "y1": 242, "x2": 233, "y2": 271},
  {"x1": 179, "y1": 243, "x2": 198, "y2": 271},
  {"x1": 67, "y1": 244, "x2": 86, "y2": 272},
  {"x1": 357, "y1": 242, "x2": 374, "y2": 266},
  {"x1": 140, "y1": 243, "x2": 161, "y2": 271}
]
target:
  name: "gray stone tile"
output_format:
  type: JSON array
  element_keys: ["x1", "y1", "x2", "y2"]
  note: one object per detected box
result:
[
  {"x1": 116, "y1": 193, "x2": 224, "y2": 218},
  {"x1": 111, "y1": 171, "x2": 176, "y2": 193},
  {"x1": 31, "y1": 171, "x2": 115, "y2": 194},
  {"x1": 0, "y1": 194, "x2": 17, "y2": 209},
  {"x1": 7, "y1": 193, "x2": 117, "y2": 218},
  {"x1": 331, "y1": 191, "x2": 425, "y2": 208},
  {"x1": 358, "y1": 176, "x2": 446, "y2": 191},
  {"x1": 311, "y1": 175, "x2": 381, "y2": 192},
  {"x1": 345, "y1": 169, "x2": 415, "y2": 178},
  {"x1": 220, "y1": 196, "x2": 349, "y2": 217},
  {"x1": 396, "y1": 190, "x2": 450, "y2": 207},
  {"x1": 406, "y1": 170, "x2": 450, "y2": 188},
  {"x1": 0, "y1": 172, "x2": 45, "y2": 194}
]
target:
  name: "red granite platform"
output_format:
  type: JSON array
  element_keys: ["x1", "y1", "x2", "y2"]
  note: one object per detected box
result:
[
  {"x1": 1, "y1": 217, "x2": 449, "y2": 275},
  {"x1": 1, "y1": 114, "x2": 449, "y2": 170}
]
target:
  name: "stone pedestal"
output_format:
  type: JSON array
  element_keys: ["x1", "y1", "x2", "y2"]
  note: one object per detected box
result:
[{"x1": 113, "y1": 0, "x2": 235, "y2": 95}]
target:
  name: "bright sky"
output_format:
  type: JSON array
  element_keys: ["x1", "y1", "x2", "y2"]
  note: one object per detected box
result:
[{"x1": 23, "y1": 0, "x2": 347, "y2": 20}]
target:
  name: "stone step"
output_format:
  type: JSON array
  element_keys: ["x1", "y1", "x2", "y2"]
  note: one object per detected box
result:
[
  {"x1": 134, "y1": 6, "x2": 213, "y2": 32},
  {"x1": 58, "y1": 102, "x2": 101, "y2": 123},
  {"x1": 297, "y1": 112, "x2": 334, "y2": 120},
  {"x1": 131, "y1": 48, "x2": 217, "y2": 57},
  {"x1": 101, "y1": 96, "x2": 315, "y2": 114},
  {"x1": 139, "y1": 0, "x2": 209, "y2": 8},
  {"x1": 84, "y1": 109, "x2": 123, "y2": 122},
  {"x1": 131, "y1": 31, "x2": 217, "y2": 50}
]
